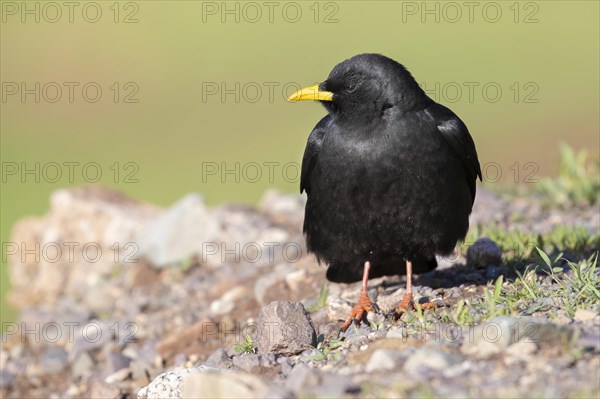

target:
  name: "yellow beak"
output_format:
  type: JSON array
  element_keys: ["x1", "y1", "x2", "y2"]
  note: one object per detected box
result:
[{"x1": 287, "y1": 84, "x2": 334, "y2": 102}]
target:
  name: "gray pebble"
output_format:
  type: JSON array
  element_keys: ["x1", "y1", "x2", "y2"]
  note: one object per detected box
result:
[
  {"x1": 467, "y1": 237, "x2": 502, "y2": 268},
  {"x1": 72, "y1": 352, "x2": 95, "y2": 379},
  {"x1": 255, "y1": 301, "x2": 317, "y2": 356},
  {"x1": 204, "y1": 348, "x2": 231, "y2": 369},
  {"x1": 40, "y1": 346, "x2": 68, "y2": 374},
  {"x1": 232, "y1": 354, "x2": 262, "y2": 373},
  {"x1": 0, "y1": 370, "x2": 15, "y2": 389},
  {"x1": 404, "y1": 347, "x2": 462, "y2": 375},
  {"x1": 365, "y1": 349, "x2": 404, "y2": 372}
]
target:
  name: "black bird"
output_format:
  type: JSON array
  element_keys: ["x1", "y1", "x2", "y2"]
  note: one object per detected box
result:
[{"x1": 288, "y1": 54, "x2": 481, "y2": 330}]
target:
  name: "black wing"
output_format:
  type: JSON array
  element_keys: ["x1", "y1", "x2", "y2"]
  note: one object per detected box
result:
[
  {"x1": 300, "y1": 115, "x2": 331, "y2": 194},
  {"x1": 426, "y1": 103, "x2": 482, "y2": 203}
]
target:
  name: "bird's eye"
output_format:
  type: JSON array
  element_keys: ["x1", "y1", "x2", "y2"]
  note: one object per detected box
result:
[{"x1": 345, "y1": 83, "x2": 359, "y2": 94}]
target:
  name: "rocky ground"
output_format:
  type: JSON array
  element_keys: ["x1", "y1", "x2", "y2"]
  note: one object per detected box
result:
[{"x1": 1, "y1": 185, "x2": 599, "y2": 398}]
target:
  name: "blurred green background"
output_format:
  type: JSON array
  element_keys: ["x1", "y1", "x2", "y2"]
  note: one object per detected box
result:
[{"x1": 1, "y1": 1, "x2": 599, "y2": 324}]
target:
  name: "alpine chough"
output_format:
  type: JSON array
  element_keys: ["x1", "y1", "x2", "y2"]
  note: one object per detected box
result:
[{"x1": 288, "y1": 54, "x2": 482, "y2": 331}]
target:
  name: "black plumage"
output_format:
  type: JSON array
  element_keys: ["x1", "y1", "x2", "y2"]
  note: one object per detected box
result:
[{"x1": 292, "y1": 54, "x2": 481, "y2": 285}]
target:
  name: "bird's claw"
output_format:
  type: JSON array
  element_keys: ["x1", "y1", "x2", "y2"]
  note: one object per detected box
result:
[
  {"x1": 394, "y1": 292, "x2": 440, "y2": 319},
  {"x1": 341, "y1": 291, "x2": 375, "y2": 332}
]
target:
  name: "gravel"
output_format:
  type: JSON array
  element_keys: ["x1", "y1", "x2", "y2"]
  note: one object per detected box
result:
[{"x1": 3, "y1": 187, "x2": 598, "y2": 399}]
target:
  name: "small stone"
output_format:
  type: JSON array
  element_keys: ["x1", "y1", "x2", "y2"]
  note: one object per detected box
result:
[
  {"x1": 461, "y1": 316, "x2": 572, "y2": 358},
  {"x1": 574, "y1": 309, "x2": 598, "y2": 322},
  {"x1": 365, "y1": 349, "x2": 403, "y2": 372},
  {"x1": 205, "y1": 348, "x2": 231, "y2": 369},
  {"x1": 342, "y1": 323, "x2": 372, "y2": 341},
  {"x1": 555, "y1": 312, "x2": 573, "y2": 325},
  {"x1": 446, "y1": 287, "x2": 463, "y2": 298},
  {"x1": 300, "y1": 348, "x2": 322, "y2": 362},
  {"x1": 254, "y1": 264, "x2": 293, "y2": 305},
  {"x1": 104, "y1": 351, "x2": 131, "y2": 375},
  {"x1": 314, "y1": 373, "x2": 359, "y2": 397},
  {"x1": 506, "y1": 340, "x2": 537, "y2": 360},
  {"x1": 285, "y1": 364, "x2": 321, "y2": 392},
  {"x1": 155, "y1": 319, "x2": 216, "y2": 360},
  {"x1": 72, "y1": 352, "x2": 95, "y2": 378},
  {"x1": 327, "y1": 298, "x2": 352, "y2": 322},
  {"x1": 137, "y1": 367, "x2": 210, "y2": 399},
  {"x1": 221, "y1": 286, "x2": 249, "y2": 302},
  {"x1": 442, "y1": 360, "x2": 473, "y2": 379},
  {"x1": 126, "y1": 261, "x2": 161, "y2": 287},
  {"x1": 467, "y1": 237, "x2": 502, "y2": 268},
  {"x1": 376, "y1": 288, "x2": 406, "y2": 314},
  {"x1": 0, "y1": 350, "x2": 7, "y2": 370},
  {"x1": 285, "y1": 364, "x2": 357, "y2": 396},
  {"x1": 104, "y1": 368, "x2": 131, "y2": 384},
  {"x1": 232, "y1": 354, "x2": 262, "y2": 373},
  {"x1": 173, "y1": 353, "x2": 187, "y2": 367},
  {"x1": 264, "y1": 386, "x2": 294, "y2": 399},
  {"x1": 0, "y1": 370, "x2": 14, "y2": 389},
  {"x1": 366, "y1": 312, "x2": 386, "y2": 328},
  {"x1": 130, "y1": 359, "x2": 151, "y2": 383},
  {"x1": 9, "y1": 344, "x2": 24, "y2": 360},
  {"x1": 367, "y1": 329, "x2": 388, "y2": 342},
  {"x1": 135, "y1": 338, "x2": 162, "y2": 367},
  {"x1": 285, "y1": 269, "x2": 307, "y2": 292},
  {"x1": 259, "y1": 353, "x2": 277, "y2": 368},
  {"x1": 89, "y1": 381, "x2": 120, "y2": 399},
  {"x1": 40, "y1": 346, "x2": 69, "y2": 374},
  {"x1": 69, "y1": 323, "x2": 113, "y2": 361},
  {"x1": 577, "y1": 332, "x2": 600, "y2": 351},
  {"x1": 210, "y1": 299, "x2": 235, "y2": 316},
  {"x1": 462, "y1": 317, "x2": 520, "y2": 357},
  {"x1": 226, "y1": 346, "x2": 239, "y2": 358},
  {"x1": 65, "y1": 384, "x2": 83, "y2": 397},
  {"x1": 182, "y1": 369, "x2": 268, "y2": 398},
  {"x1": 135, "y1": 193, "x2": 219, "y2": 267},
  {"x1": 404, "y1": 348, "x2": 462, "y2": 375},
  {"x1": 277, "y1": 357, "x2": 294, "y2": 376},
  {"x1": 259, "y1": 190, "x2": 305, "y2": 216},
  {"x1": 255, "y1": 301, "x2": 317, "y2": 356},
  {"x1": 386, "y1": 328, "x2": 407, "y2": 339}
]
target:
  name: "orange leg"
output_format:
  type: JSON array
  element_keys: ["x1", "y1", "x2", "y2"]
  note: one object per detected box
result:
[
  {"x1": 395, "y1": 260, "x2": 438, "y2": 317},
  {"x1": 341, "y1": 261, "x2": 375, "y2": 332}
]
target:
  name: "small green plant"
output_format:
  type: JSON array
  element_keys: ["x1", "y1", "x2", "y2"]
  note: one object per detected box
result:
[
  {"x1": 440, "y1": 299, "x2": 476, "y2": 325},
  {"x1": 544, "y1": 251, "x2": 600, "y2": 316},
  {"x1": 368, "y1": 318, "x2": 386, "y2": 331},
  {"x1": 439, "y1": 276, "x2": 509, "y2": 326},
  {"x1": 306, "y1": 284, "x2": 329, "y2": 313},
  {"x1": 171, "y1": 255, "x2": 196, "y2": 278},
  {"x1": 495, "y1": 248, "x2": 599, "y2": 317},
  {"x1": 536, "y1": 143, "x2": 600, "y2": 207},
  {"x1": 311, "y1": 336, "x2": 343, "y2": 362},
  {"x1": 466, "y1": 225, "x2": 599, "y2": 262},
  {"x1": 482, "y1": 275, "x2": 511, "y2": 318},
  {"x1": 400, "y1": 306, "x2": 439, "y2": 336},
  {"x1": 539, "y1": 226, "x2": 600, "y2": 256},
  {"x1": 234, "y1": 335, "x2": 256, "y2": 354},
  {"x1": 465, "y1": 226, "x2": 538, "y2": 261}
]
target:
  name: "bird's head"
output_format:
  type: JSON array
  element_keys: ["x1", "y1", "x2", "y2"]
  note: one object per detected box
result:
[{"x1": 288, "y1": 53, "x2": 428, "y2": 126}]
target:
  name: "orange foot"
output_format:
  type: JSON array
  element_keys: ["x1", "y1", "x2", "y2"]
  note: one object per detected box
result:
[
  {"x1": 394, "y1": 292, "x2": 438, "y2": 318},
  {"x1": 341, "y1": 290, "x2": 375, "y2": 332}
]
